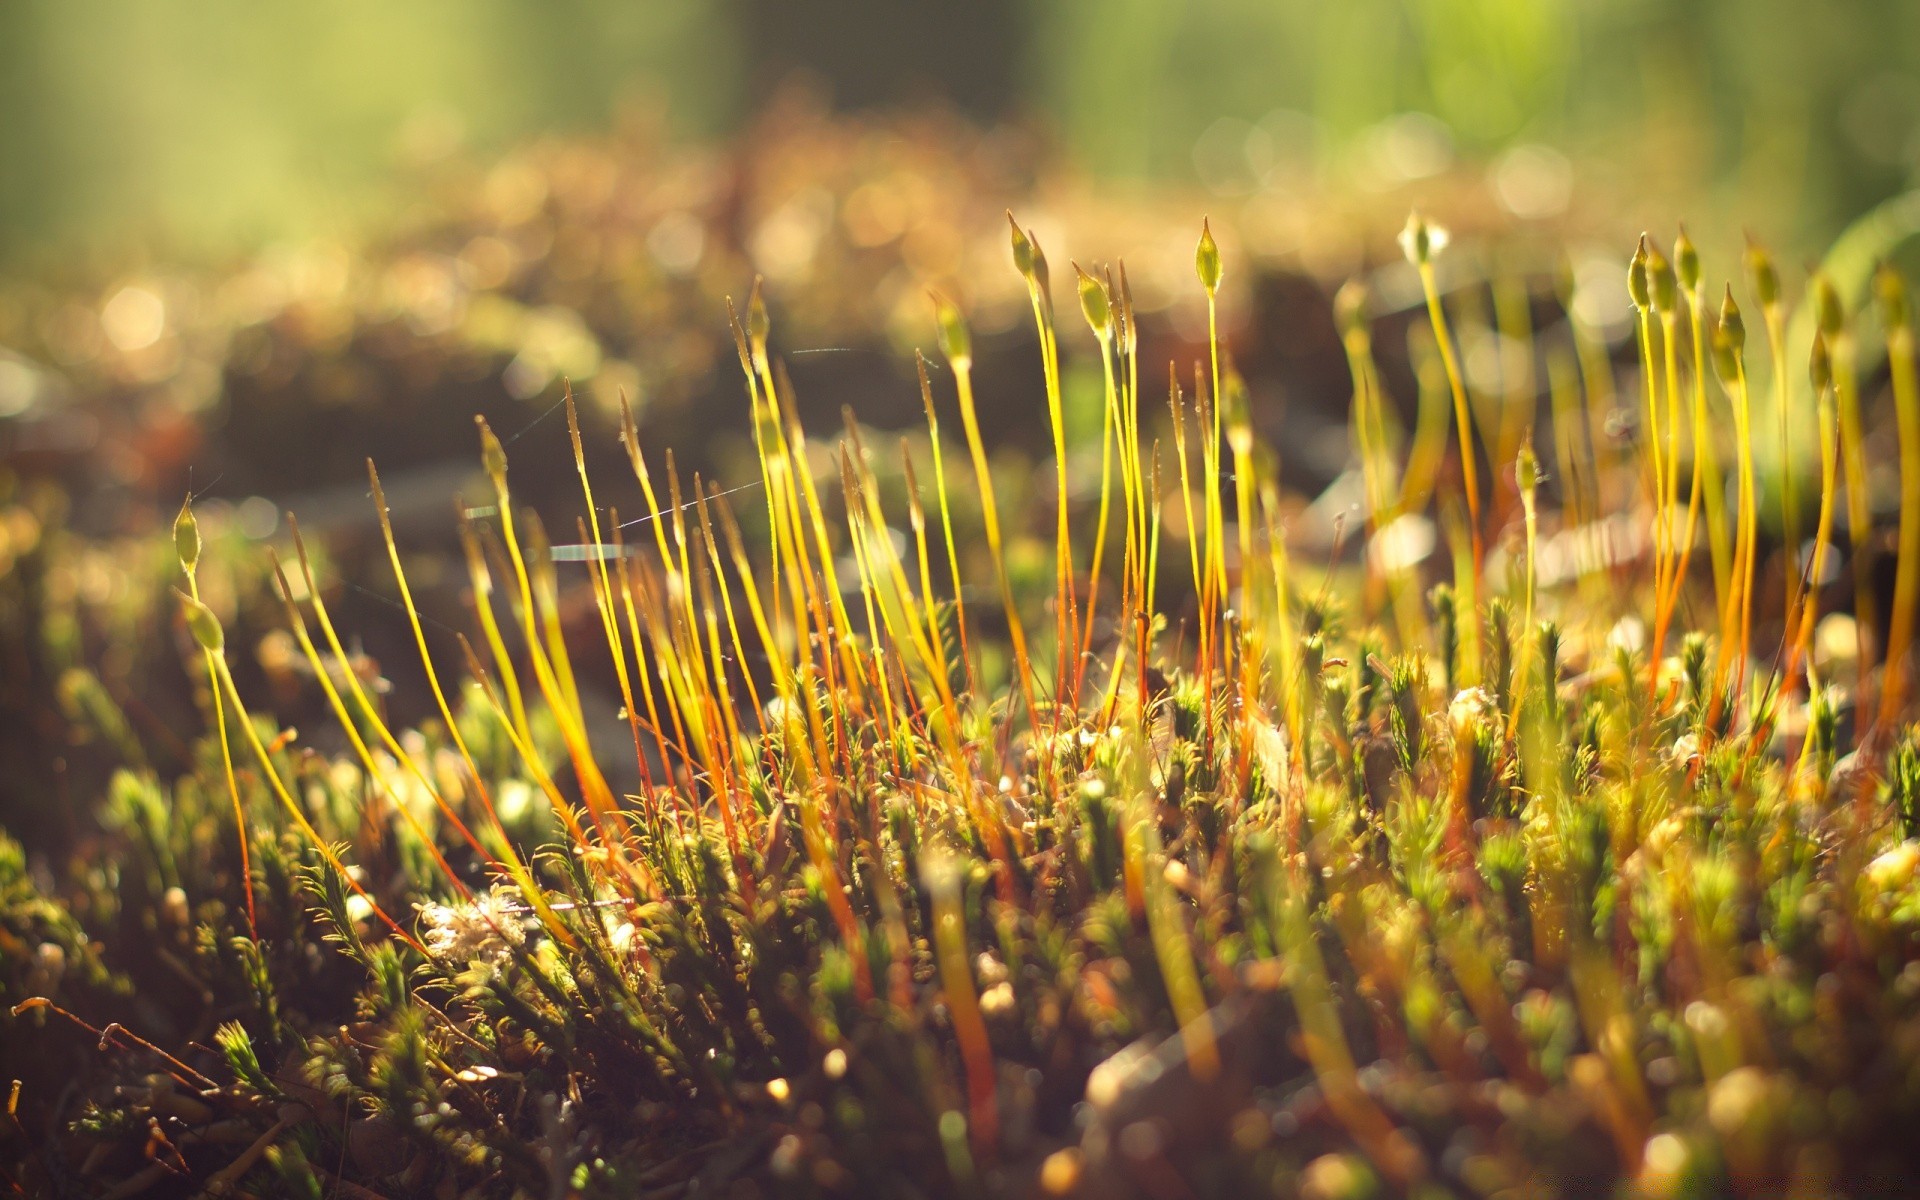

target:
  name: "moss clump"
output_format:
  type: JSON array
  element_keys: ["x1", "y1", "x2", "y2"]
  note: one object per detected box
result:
[{"x1": 7, "y1": 216, "x2": 1920, "y2": 1199}]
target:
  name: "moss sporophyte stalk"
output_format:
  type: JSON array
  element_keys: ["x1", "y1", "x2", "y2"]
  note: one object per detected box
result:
[{"x1": 11, "y1": 213, "x2": 1920, "y2": 1198}]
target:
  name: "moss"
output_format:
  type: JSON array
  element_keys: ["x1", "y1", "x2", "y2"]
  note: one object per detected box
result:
[{"x1": 5, "y1": 216, "x2": 1920, "y2": 1198}]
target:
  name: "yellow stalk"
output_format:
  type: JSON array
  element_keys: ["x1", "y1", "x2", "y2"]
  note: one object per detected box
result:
[
  {"x1": 841, "y1": 454, "x2": 960, "y2": 789},
  {"x1": 746, "y1": 280, "x2": 813, "y2": 593},
  {"x1": 609, "y1": 534, "x2": 692, "y2": 835},
  {"x1": 466, "y1": 431, "x2": 625, "y2": 843},
  {"x1": 668, "y1": 469, "x2": 747, "y2": 807},
  {"x1": 1226, "y1": 369, "x2": 1257, "y2": 625},
  {"x1": 1073, "y1": 265, "x2": 1121, "y2": 707},
  {"x1": 1337, "y1": 281, "x2": 1393, "y2": 533},
  {"x1": 285, "y1": 516, "x2": 504, "y2": 863},
  {"x1": 711, "y1": 490, "x2": 824, "y2": 785},
  {"x1": 1791, "y1": 332, "x2": 1840, "y2": 694},
  {"x1": 591, "y1": 515, "x2": 667, "y2": 812},
  {"x1": 1336, "y1": 279, "x2": 1417, "y2": 644},
  {"x1": 504, "y1": 514, "x2": 625, "y2": 841},
  {"x1": 1144, "y1": 448, "x2": 1164, "y2": 688},
  {"x1": 843, "y1": 433, "x2": 965, "y2": 741},
  {"x1": 1510, "y1": 439, "x2": 1540, "y2": 739},
  {"x1": 1199, "y1": 224, "x2": 1228, "y2": 606},
  {"x1": 1169, "y1": 365, "x2": 1205, "y2": 628},
  {"x1": 901, "y1": 444, "x2": 951, "y2": 688},
  {"x1": 918, "y1": 356, "x2": 975, "y2": 693},
  {"x1": 756, "y1": 375, "x2": 843, "y2": 709},
  {"x1": 1195, "y1": 223, "x2": 1231, "y2": 770},
  {"x1": 775, "y1": 369, "x2": 867, "y2": 701},
  {"x1": 266, "y1": 557, "x2": 487, "y2": 895},
  {"x1": 837, "y1": 451, "x2": 898, "y2": 737},
  {"x1": 935, "y1": 294, "x2": 1040, "y2": 740},
  {"x1": 1879, "y1": 268, "x2": 1919, "y2": 730},
  {"x1": 1749, "y1": 239, "x2": 1800, "y2": 631},
  {"x1": 174, "y1": 498, "x2": 256, "y2": 939},
  {"x1": 1631, "y1": 239, "x2": 1671, "y2": 627},
  {"x1": 1008, "y1": 215, "x2": 1075, "y2": 686},
  {"x1": 1819, "y1": 276, "x2": 1878, "y2": 713},
  {"x1": 712, "y1": 489, "x2": 792, "y2": 700},
  {"x1": 368, "y1": 477, "x2": 619, "y2": 913},
  {"x1": 1398, "y1": 326, "x2": 1451, "y2": 518},
  {"x1": 1120, "y1": 263, "x2": 1149, "y2": 643},
  {"x1": 1713, "y1": 288, "x2": 1760, "y2": 708},
  {"x1": 663, "y1": 465, "x2": 718, "y2": 705},
  {"x1": 565, "y1": 390, "x2": 659, "y2": 808},
  {"x1": 450, "y1": 634, "x2": 621, "y2": 919},
  {"x1": 847, "y1": 495, "x2": 998, "y2": 864},
  {"x1": 1261, "y1": 483, "x2": 1302, "y2": 759},
  {"x1": 1404, "y1": 213, "x2": 1484, "y2": 578},
  {"x1": 1652, "y1": 239, "x2": 1707, "y2": 691},
  {"x1": 1092, "y1": 264, "x2": 1145, "y2": 731},
  {"x1": 177, "y1": 595, "x2": 420, "y2": 953},
  {"x1": 457, "y1": 519, "x2": 531, "y2": 744},
  {"x1": 620, "y1": 524, "x2": 708, "y2": 790},
  {"x1": 1225, "y1": 369, "x2": 1259, "y2": 787},
  {"x1": 524, "y1": 511, "x2": 589, "y2": 730},
  {"x1": 694, "y1": 489, "x2": 767, "y2": 735},
  {"x1": 687, "y1": 513, "x2": 753, "y2": 884},
  {"x1": 724, "y1": 300, "x2": 789, "y2": 637},
  {"x1": 1820, "y1": 291, "x2": 1881, "y2": 729},
  {"x1": 1654, "y1": 255, "x2": 1685, "y2": 621},
  {"x1": 1653, "y1": 248, "x2": 1684, "y2": 597},
  {"x1": 1677, "y1": 243, "x2": 1734, "y2": 630}
]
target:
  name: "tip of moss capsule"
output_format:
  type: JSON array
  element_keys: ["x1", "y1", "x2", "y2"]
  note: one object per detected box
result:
[
  {"x1": 1712, "y1": 297, "x2": 1745, "y2": 382},
  {"x1": 1648, "y1": 244, "x2": 1676, "y2": 314},
  {"x1": 1073, "y1": 263, "x2": 1111, "y2": 338},
  {"x1": 1674, "y1": 226, "x2": 1700, "y2": 294},
  {"x1": 1195, "y1": 218, "x2": 1222, "y2": 295},
  {"x1": 1516, "y1": 438, "x2": 1540, "y2": 496},
  {"x1": 1718, "y1": 284, "x2": 1745, "y2": 347},
  {"x1": 931, "y1": 292, "x2": 971, "y2": 366},
  {"x1": 177, "y1": 589, "x2": 224, "y2": 653},
  {"x1": 1628, "y1": 235, "x2": 1651, "y2": 310},
  {"x1": 1398, "y1": 211, "x2": 1445, "y2": 267},
  {"x1": 173, "y1": 494, "x2": 200, "y2": 575},
  {"x1": 476, "y1": 417, "x2": 507, "y2": 484},
  {"x1": 1008, "y1": 212, "x2": 1035, "y2": 279}
]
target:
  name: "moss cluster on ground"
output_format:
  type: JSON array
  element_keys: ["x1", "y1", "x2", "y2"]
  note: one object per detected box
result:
[{"x1": 5, "y1": 210, "x2": 1920, "y2": 1200}]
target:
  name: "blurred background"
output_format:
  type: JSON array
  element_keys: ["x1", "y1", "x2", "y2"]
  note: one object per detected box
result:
[{"x1": 3, "y1": 0, "x2": 1918, "y2": 267}]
